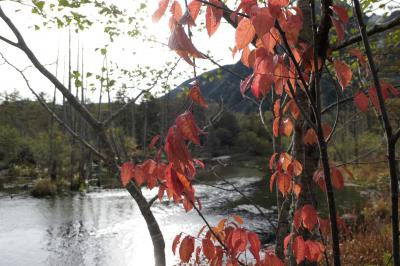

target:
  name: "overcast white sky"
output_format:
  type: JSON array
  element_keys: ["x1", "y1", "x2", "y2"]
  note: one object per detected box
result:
[
  {"x1": 0, "y1": 0, "x2": 397, "y2": 104},
  {"x1": 0, "y1": 0, "x2": 237, "y2": 103}
]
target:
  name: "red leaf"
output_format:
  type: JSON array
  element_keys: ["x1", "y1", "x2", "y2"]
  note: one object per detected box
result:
[
  {"x1": 170, "y1": 1, "x2": 182, "y2": 22},
  {"x1": 282, "y1": 117, "x2": 293, "y2": 137},
  {"x1": 368, "y1": 87, "x2": 380, "y2": 110},
  {"x1": 263, "y1": 251, "x2": 284, "y2": 266},
  {"x1": 148, "y1": 135, "x2": 160, "y2": 150},
  {"x1": 284, "y1": 233, "x2": 294, "y2": 252},
  {"x1": 304, "y1": 128, "x2": 317, "y2": 145},
  {"x1": 279, "y1": 152, "x2": 293, "y2": 171},
  {"x1": 294, "y1": 183, "x2": 302, "y2": 198},
  {"x1": 269, "y1": 0, "x2": 289, "y2": 8},
  {"x1": 158, "y1": 185, "x2": 165, "y2": 201},
  {"x1": 270, "y1": 171, "x2": 279, "y2": 192},
  {"x1": 293, "y1": 209, "x2": 302, "y2": 231},
  {"x1": 278, "y1": 9, "x2": 303, "y2": 44},
  {"x1": 293, "y1": 236, "x2": 306, "y2": 264},
  {"x1": 231, "y1": 228, "x2": 247, "y2": 253},
  {"x1": 193, "y1": 158, "x2": 205, "y2": 169},
  {"x1": 248, "y1": 231, "x2": 261, "y2": 261},
  {"x1": 305, "y1": 240, "x2": 324, "y2": 262},
  {"x1": 331, "y1": 17, "x2": 345, "y2": 42},
  {"x1": 277, "y1": 172, "x2": 292, "y2": 196},
  {"x1": 188, "y1": 0, "x2": 202, "y2": 22},
  {"x1": 332, "y1": 167, "x2": 344, "y2": 189},
  {"x1": 261, "y1": 32, "x2": 278, "y2": 54},
  {"x1": 172, "y1": 233, "x2": 182, "y2": 255},
  {"x1": 179, "y1": 235, "x2": 195, "y2": 262},
  {"x1": 331, "y1": 5, "x2": 349, "y2": 24},
  {"x1": 233, "y1": 215, "x2": 244, "y2": 225},
  {"x1": 240, "y1": 45, "x2": 250, "y2": 66},
  {"x1": 202, "y1": 238, "x2": 216, "y2": 260},
  {"x1": 235, "y1": 18, "x2": 256, "y2": 50},
  {"x1": 236, "y1": 0, "x2": 257, "y2": 14},
  {"x1": 152, "y1": 0, "x2": 169, "y2": 22},
  {"x1": 313, "y1": 168, "x2": 326, "y2": 192},
  {"x1": 175, "y1": 111, "x2": 201, "y2": 145},
  {"x1": 168, "y1": 24, "x2": 205, "y2": 61},
  {"x1": 273, "y1": 99, "x2": 281, "y2": 117},
  {"x1": 334, "y1": 60, "x2": 352, "y2": 90},
  {"x1": 254, "y1": 47, "x2": 274, "y2": 75},
  {"x1": 120, "y1": 162, "x2": 134, "y2": 187},
  {"x1": 301, "y1": 204, "x2": 318, "y2": 231},
  {"x1": 251, "y1": 74, "x2": 273, "y2": 99},
  {"x1": 250, "y1": 7, "x2": 274, "y2": 37},
  {"x1": 354, "y1": 91, "x2": 369, "y2": 112},
  {"x1": 383, "y1": 81, "x2": 400, "y2": 97},
  {"x1": 349, "y1": 48, "x2": 366, "y2": 67},
  {"x1": 319, "y1": 218, "x2": 330, "y2": 237},
  {"x1": 205, "y1": 0, "x2": 223, "y2": 37},
  {"x1": 283, "y1": 99, "x2": 300, "y2": 119},
  {"x1": 289, "y1": 159, "x2": 303, "y2": 176},
  {"x1": 189, "y1": 83, "x2": 208, "y2": 108},
  {"x1": 269, "y1": 152, "x2": 278, "y2": 171},
  {"x1": 195, "y1": 246, "x2": 201, "y2": 264},
  {"x1": 273, "y1": 117, "x2": 280, "y2": 137}
]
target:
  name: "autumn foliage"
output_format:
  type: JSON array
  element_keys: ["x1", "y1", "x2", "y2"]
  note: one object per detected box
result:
[{"x1": 120, "y1": 0, "x2": 400, "y2": 265}]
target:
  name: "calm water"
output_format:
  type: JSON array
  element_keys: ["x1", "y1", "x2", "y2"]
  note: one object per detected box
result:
[{"x1": 0, "y1": 167, "x2": 362, "y2": 266}]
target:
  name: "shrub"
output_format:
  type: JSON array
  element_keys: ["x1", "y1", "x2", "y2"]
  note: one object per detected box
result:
[{"x1": 30, "y1": 178, "x2": 56, "y2": 197}]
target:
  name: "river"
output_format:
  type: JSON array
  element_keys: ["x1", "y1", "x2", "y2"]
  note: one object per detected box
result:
[{"x1": 0, "y1": 167, "x2": 362, "y2": 266}]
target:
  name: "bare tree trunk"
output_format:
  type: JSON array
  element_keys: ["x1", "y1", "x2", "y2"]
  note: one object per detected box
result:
[{"x1": 49, "y1": 49, "x2": 59, "y2": 182}]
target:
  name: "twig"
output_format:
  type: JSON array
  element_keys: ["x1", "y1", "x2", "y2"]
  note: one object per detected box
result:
[
  {"x1": 213, "y1": 171, "x2": 277, "y2": 231},
  {"x1": 0, "y1": 53, "x2": 105, "y2": 160},
  {"x1": 333, "y1": 16, "x2": 400, "y2": 51},
  {"x1": 103, "y1": 58, "x2": 181, "y2": 127}
]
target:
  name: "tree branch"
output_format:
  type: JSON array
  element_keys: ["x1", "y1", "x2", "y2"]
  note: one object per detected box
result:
[
  {"x1": 0, "y1": 53, "x2": 105, "y2": 160},
  {"x1": 393, "y1": 127, "x2": 400, "y2": 143},
  {"x1": 0, "y1": 6, "x2": 102, "y2": 131},
  {"x1": 333, "y1": 15, "x2": 400, "y2": 51},
  {"x1": 0, "y1": 34, "x2": 19, "y2": 47},
  {"x1": 353, "y1": 0, "x2": 399, "y2": 265}
]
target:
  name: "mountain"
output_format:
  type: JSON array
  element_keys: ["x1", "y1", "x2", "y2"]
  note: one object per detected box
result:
[{"x1": 171, "y1": 61, "x2": 255, "y2": 113}]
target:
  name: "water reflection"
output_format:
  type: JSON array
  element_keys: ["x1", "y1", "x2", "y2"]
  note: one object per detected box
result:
[{"x1": 0, "y1": 170, "x2": 362, "y2": 266}]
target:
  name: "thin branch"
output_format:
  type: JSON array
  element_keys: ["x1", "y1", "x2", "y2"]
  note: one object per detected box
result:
[
  {"x1": 323, "y1": 65, "x2": 341, "y2": 143},
  {"x1": 259, "y1": 97, "x2": 273, "y2": 139},
  {"x1": 103, "y1": 58, "x2": 181, "y2": 127},
  {"x1": 0, "y1": 53, "x2": 105, "y2": 160},
  {"x1": 0, "y1": 34, "x2": 19, "y2": 47},
  {"x1": 353, "y1": 0, "x2": 399, "y2": 264},
  {"x1": 148, "y1": 195, "x2": 158, "y2": 208},
  {"x1": 190, "y1": 199, "x2": 246, "y2": 266},
  {"x1": 393, "y1": 128, "x2": 400, "y2": 143},
  {"x1": 216, "y1": 172, "x2": 277, "y2": 231},
  {"x1": 0, "y1": 6, "x2": 102, "y2": 131},
  {"x1": 321, "y1": 96, "x2": 354, "y2": 114},
  {"x1": 333, "y1": 15, "x2": 400, "y2": 51}
]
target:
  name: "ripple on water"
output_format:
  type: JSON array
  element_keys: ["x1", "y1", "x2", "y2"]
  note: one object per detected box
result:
[{"x1": 0, "y1": 174, "x2": 279, "y2": 266}]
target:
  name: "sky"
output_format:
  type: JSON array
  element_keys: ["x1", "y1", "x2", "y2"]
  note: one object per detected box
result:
[
  {"x1": 0, "y1": 0, "x2": 398, "y2": 104},
  {"x1": 0, "y1": 0, "x2": 237, "y2": 103}
]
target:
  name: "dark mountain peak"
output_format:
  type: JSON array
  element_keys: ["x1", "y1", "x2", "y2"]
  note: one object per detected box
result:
[{"x1": 171, "y1": 61, "x2": 255, "y2": 112}]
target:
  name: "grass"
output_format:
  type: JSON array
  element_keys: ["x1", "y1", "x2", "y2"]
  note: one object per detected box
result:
[{"x1": 30, "y1": 178, "x2": 57, "y2": 197}]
